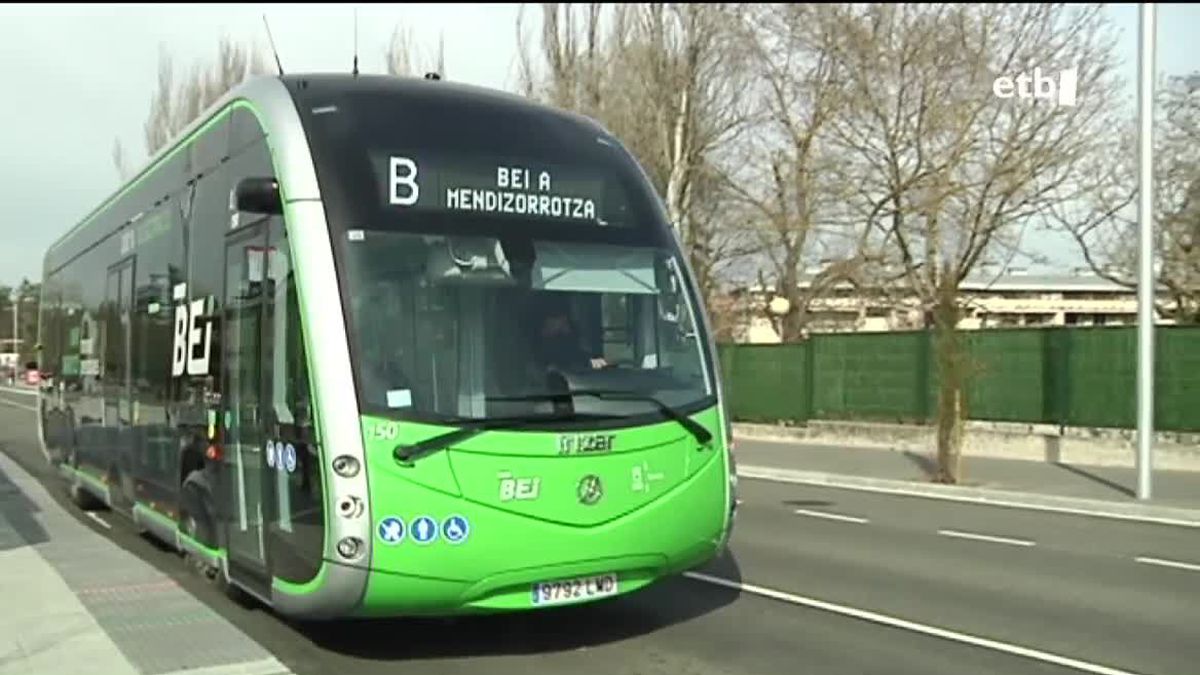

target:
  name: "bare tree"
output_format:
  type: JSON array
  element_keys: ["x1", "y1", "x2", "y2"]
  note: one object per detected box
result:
[
  {"x1": 516, "y1": 3, "x2": 756, "y2": 306},
  {"x1": 385, "y1": 25, "x2": 446, "y2": 77},
  {"x1": 618, "y1": 5, "x2": 752, "y2": 262},
  {"x1": 719, "y1": 4, "x2": 884, "y2": 342},
  {"x1": 143, "y1": 38, "x2": 268, "y2": 157},
  {"x1": 515, "y1": 4, "x2": 608, "y2": 115},
  {"x1": 112, "y1": 138, "x2": 131, "y2": 182},
  {"x1": 144, "y1": 43, "x2": 176, "y2": 157},
  {"x1": 828, "y1": 3, "x2": 1124, "y2": 483},
  {"x1": 1054, "y1": 72, "x2": 1200, "y2": 324}
]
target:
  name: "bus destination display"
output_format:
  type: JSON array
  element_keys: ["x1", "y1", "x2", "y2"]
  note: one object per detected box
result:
[{"x1": 382, "y1": 154, "x2": 609, "y2": 224}]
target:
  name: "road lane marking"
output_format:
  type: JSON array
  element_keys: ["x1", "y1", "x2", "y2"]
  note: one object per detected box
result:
[
  {"x1": 739, "y1": 465, "x2": 1200, "y2": 529},
  {"x1": 85, "y1": 512, "x2": 112, "y2": 530},
  {"x1": 683, "y1": 571, "x2": 1146, "y2": 675},
  {"x1": 794, "y1": 508, "x2": 868, "y2": 524},
  {"x1": 937, "y1": 529, "x2": 1035, "y2": 547},
  {"x1": 1134, "y1": 556, "x2": 1200, "y2": 572},
  {"x1": 0, "y1": 398, "x2": 37, "y2": 412},
  {"x1": 159, "y1": 656, "x2": 295, "y2": 675},
  {"x1": 0, "y1": 386, "x2": 38, "y2": 397}
]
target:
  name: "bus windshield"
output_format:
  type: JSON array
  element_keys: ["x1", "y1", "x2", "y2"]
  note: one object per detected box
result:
[{"x1": 343, "y1": 230, "x2": 714, "y2": 425}]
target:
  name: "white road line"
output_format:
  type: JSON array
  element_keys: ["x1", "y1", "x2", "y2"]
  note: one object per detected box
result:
[
  {"x1": 0, "y1": 398, "x2": 37, "y2": 412},
  {"x1": 159, "y1": 656, "x2": 295, "y2": 675},
  {"x1": 683, "y1": 571, "x2": 1146, "y2": 675},
  {"x1": 794, "y1": 508, "x2": 868, "y2": 524},
  {"x1": 1134, "y1": 556, "x2": 1200, "y2": 573},
  {"x1": 937, "y1": 529, "x2": 1036, "y2": 547},
  {"x1": 85, "y1": 512, "x2": 112, "y2": 530},
  {"x1": 0, "y1": 386, "x2": 38, "y2": 397}
]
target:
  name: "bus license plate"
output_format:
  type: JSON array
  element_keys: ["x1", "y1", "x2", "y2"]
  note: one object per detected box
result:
[{"x1": 531, "y1": 573, "x2": 618, "y2": 606}]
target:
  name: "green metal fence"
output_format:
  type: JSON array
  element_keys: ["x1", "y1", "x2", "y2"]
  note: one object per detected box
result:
[{"x1": 717, "y1": 325, "x2": 1200, "y2": 432}]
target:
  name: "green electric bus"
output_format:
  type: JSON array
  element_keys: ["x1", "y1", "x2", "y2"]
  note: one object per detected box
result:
[{"x1": 37, "y1": 73, "x2": 737, "y2": 619}]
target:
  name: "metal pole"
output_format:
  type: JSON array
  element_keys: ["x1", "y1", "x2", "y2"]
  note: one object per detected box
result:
[
  {"x1": 1136, "y1": 2, "x2": 1156, "y2": 501},
  {"x1": 9, "y1": 290, "x2": 17, "y2": 363}
]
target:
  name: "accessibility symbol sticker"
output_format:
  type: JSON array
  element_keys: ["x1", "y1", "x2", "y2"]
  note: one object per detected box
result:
[
  {"x1": 378, "y1": 517, "x2": 406, "y2": 545},
  {"x1": 283, "y1": 444, "x2": 297, "y2": 474},
  {"x1": 266, "y1": 441, "x2": 276, "y2": 469},
  {"x1": 410, "y1": 516, "x2": 438, "y2": 545},
  {"x1": 442, "y1": 515, "x2": 470, "y2": 544}
]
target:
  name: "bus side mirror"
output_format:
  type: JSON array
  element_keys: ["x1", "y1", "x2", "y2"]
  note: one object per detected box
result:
[{"x1": 234, "y1": 177, "x2": 283, "y2": 215}]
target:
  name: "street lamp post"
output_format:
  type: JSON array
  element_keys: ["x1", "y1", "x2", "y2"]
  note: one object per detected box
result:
[
  {"x1": 1136, "y1": 3, "x2": 1156, "y2": 501},
  {"x1": 8, "y1": 289, "x2": 17, "y2": 360},
  {"x1": 7, "y1": 289, "x2": 17, "y2": 384}
]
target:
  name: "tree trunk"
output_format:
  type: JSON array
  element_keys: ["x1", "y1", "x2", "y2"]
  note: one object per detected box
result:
[{"x1": 932, "y1": 284, "x2": 965, "y2": 484}]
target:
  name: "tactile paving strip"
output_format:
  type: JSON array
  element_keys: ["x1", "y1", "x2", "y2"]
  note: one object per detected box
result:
[{"x1": 0, "y1": 451, "x2": 292, "y2": 675}]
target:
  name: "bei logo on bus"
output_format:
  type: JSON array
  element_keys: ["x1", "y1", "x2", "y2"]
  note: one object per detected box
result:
[
  {"x1": 170, "y1": 283, "x2": 215, "y2": 378},
  {"x1": 498, "y1": 472, "x2": 540, "y2": 502},
  {"x1": 558, "y1": 433, "x2": 615, "y2": 456}
]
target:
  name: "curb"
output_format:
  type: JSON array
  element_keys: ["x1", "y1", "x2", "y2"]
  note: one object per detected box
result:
[
  {"x1": 737, "y1": 464, "x2": 1200, "y2": 528},
  {"x1": 732, "y1": 423, "x2": 1200, "y2": 473}
]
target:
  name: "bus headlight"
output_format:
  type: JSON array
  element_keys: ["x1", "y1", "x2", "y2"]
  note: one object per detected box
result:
[{"x1": 336, "y1": 536, "x2": 364, "y2": 560}]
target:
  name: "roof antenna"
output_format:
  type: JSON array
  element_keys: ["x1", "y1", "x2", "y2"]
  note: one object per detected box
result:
[
  {"x1": 352, "y1": 7, "x2": 359, "y2": 77},
  {"x1": 262, "y1": 14, "x2": 284, "y2": 76}
]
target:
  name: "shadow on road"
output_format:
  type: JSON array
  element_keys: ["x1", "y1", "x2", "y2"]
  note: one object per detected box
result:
[
  {"x1": 0, "y1": 447, "x2": 49, "y2": 550},
  {"x1": 901, "y1": 450, "x2": 938, "y2": 479},
  {"x1": 1053, "y1": 462, "x2": 1135, "y2": 498},
  {"x1": 281, "y1": 552, "x2": 744, "y2": 662}
]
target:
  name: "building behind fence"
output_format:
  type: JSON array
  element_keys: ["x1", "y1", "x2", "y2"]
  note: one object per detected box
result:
[
  {"x1": 722, "y1": 272, "x2": 1177, "y2": 343},
  {"x1": 717, "y1": 325, "x2": 1200, "y2": 432}
]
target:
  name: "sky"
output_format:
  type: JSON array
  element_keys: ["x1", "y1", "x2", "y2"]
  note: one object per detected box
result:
[{"x1": 1, "y1": 3, "x2": 1198, "y2": 288}]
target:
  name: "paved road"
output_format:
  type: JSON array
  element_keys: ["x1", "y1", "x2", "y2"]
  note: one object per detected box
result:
[
  {"x1": 732, "y1": 437, "x2": 1200, "y2": 510},
  {"x1": 2, "y1": 388, "x2": 1197, "y2": 675}
]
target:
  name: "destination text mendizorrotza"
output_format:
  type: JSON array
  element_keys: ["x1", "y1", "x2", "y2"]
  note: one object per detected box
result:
[{"x1": 444, "y1": 187, "x2": 598, "y2": 221}]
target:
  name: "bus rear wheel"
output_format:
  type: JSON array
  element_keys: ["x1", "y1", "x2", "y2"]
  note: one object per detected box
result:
[
  {"x1": 66, "y1": 456, "x2": 104, "y2": 511},
  {"x1": 179, "y1": 470, "x2": 217, "y2": 548},
  {"x1": 68, "y1": 481, "x2": 104, "y2": 511}
]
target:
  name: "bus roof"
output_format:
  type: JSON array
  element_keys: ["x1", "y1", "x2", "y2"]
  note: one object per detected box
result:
[{"x1": 47, "y1": 73, "x2": 603, "y2": 265}]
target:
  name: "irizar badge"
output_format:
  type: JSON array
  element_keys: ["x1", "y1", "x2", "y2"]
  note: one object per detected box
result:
[{"x1": 577, "y1": 474, "x2": 604, "y2": 505}]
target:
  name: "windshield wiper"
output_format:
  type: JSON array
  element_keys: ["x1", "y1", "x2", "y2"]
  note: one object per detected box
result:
[
  {"x1": 486, "y1": 390, "x2": 713, "y2": 446},
  {"x1": 393, "y1": 413, "x2": 608, "y2": 466}
]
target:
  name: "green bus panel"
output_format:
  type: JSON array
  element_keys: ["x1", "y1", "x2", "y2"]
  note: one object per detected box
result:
[{"x1": 354, "y1": 407, "x2": 727, "y2": 616}]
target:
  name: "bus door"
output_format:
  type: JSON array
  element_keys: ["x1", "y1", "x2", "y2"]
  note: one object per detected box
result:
[
  {"x1": 103, "y1": 257, "x2": 135, "y2": 508},
  {"x1": 220, "y1": 221, "x2": 275, "y2": 595}
]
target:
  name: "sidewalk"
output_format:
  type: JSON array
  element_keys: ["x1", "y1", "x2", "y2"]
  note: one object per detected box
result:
[
  {"x1": 0, "y1": 449, "x2": 291, "y2": 675},
  {"x1": 732, "y1": 435, "x2": 1200, "y2": 516}
]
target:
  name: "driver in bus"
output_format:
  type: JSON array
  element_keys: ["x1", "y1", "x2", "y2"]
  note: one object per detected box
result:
[{"x1": 534, "y1": 298, "x2": 608, "y2": 372}]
